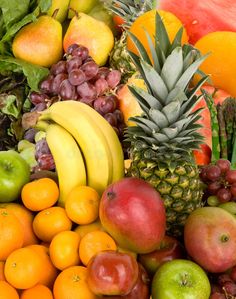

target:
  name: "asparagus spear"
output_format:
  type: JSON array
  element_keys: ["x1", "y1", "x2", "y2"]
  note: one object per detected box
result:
[
  {"x1": 201, "y1": 89, "x2": 220, "y2": 163},
  {"x1": 222, "y1": 97, "x2": 236, "y2": 160},
  {"x1": 216, "y1": 103, "x2": 228, "y2": 159}
]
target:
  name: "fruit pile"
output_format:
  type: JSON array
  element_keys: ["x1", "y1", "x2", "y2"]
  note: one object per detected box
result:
[{"x1": 1, "y1": 0, "x2": 236, "y2": 299}]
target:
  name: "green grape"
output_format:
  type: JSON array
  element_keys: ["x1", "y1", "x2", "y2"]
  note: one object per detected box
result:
[{"x1": 207, "y1": 195, "x2": 220, "y2": 207}]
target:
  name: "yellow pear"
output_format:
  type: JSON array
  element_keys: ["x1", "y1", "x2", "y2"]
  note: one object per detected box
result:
[
  {"x1": 12, "y1": 15, "x2": 63, "y2": 68},
  {"x1": 47, "y1": 0, "x2": 70, "y2": 23},
  {"x1": 63, "y1": 13, "x2": 114, "y2": 66},
  {"x1": 67, "y1": 0, "x2": 99, "y2": 18}
]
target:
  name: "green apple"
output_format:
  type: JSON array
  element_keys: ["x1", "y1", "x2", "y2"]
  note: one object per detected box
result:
[
  {"x1": 0, "y1": 150, "x2": 30, "y2": 203},
  {"x1": 152, "y1": 259, "x2": 211, "y2": 299}
]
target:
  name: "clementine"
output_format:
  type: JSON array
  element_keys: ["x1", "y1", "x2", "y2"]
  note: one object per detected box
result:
[
  {"x1": 4, "y1": 247, "x2": 43, "y2": 289},
  {"x1": 20, "y1": 284, "x2": 53, "y2": 299},
  {"x1": 32, "y1": 206, "x2": 72, "y2": 243},
  {"x1": 21, "y1": 178, "x2": 59, "y2": 211},
  {"x1": 0, "y1": 203, "x2": 38, "y2": 246},
  {"x1": 53, "y1": 266, "x2": 97, "y2": 299},
  {"x1": 0, "y1": 281, "x2": 19, "y2": 299},
  {"x1": 79, "y1": 230, "x2": 117, "y2": 266},
  {"x1": 49, "y1": 230, "x2": 80, "y2": 270},
  {"x1": 0, "y1": 208, "x2": 24, "y2": 261},
  {"x1": 65, "y1": 185, "x2": 100, "y2": 225}
]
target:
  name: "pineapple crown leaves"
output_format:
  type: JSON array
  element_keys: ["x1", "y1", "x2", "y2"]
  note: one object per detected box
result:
[
  {"x1": 106, "y1": 0, "x2": 154, "y2": 29},
  {"x1": 125, "y1": 12, "x2": 210, "y2": 155}
]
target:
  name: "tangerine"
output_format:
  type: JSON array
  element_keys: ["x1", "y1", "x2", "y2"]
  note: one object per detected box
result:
[
  {"x1": 65, "y1": 185, "x2": 100, "y2": 225},
  {"x1": 0, "y1": 203, "x2": 38, "y2": 246},
  {"x1": 4, "y1": 247, "x2": 43, "y2": 289},
  {"x1": 79, "y1": 230, "x2": 117, "y2": 266},
  {"x1": 74, "y1": 220, "x2": 104, "y2": 238},
  {"x1": 21, "y1": 178, "x2": 59, "y2": 211},
  {"x1": 53, "y1": 265, "x2": 97, "y2": 299},
  {"x1": 33, "y1": 206, "x2": 72, "y2": 243},
  {"x1": 0, "y1": 208, "x2": 24, "y2": 261},
  {"x1": 49, "y1": 230, "x2": 80, "y2": 270},
  {"x1": 20, "y1": 284, "x2": 53, "y2": 299},
  {"x1": 0, "y1": 281, "x2": 19, "y2": 299}
]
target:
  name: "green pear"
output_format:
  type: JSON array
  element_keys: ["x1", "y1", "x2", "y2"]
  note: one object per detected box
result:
[
  {"x1": 12, "y1": 15, "x2": 63, "y2": 68},
  {"x1": 68, "y1": 0, "x2": 99, "y2": 18},
  {"x1": 47, "y1": 0, "x2": 70, "y2": 23}
]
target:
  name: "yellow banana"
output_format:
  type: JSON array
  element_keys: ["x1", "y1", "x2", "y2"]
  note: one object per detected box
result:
[
  {"x1": 67, "y1": 100, "x2": 124, "y2": 182},
  {"x1": 45, "y1": 123, "x2": 87, "y2": 207},
  {"x1": 40, "y1": 101, "x2": 113, "y2": 195}
]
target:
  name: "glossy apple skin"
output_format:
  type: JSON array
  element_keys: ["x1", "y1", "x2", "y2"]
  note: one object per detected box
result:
[
  {"x1": 152, "y1": 259, "x2": 211, "y2": 299},
  {"x1": 87, "y1": 251, "x2": 139, "y2": 296},
  {"x1": 138, "y1": 235, "x2": 186, "y2": 277},
  {"x1": 184, "y1": 207, "x2": 236, "y2": 273},
  {"x1": 103, "y1": 263, "x2": 150, "y2": 299},
  {"x1": 99, "y1": 177, "x2": 166, "y2": 254},
  {"x1": 0, "y1": 150, "x2": 30, "y2": 202}
]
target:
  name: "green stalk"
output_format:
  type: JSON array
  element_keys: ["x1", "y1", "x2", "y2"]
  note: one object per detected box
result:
[
  {"x1": 231, "y1": 114, "x2": 236, "y2": 169},
  {"x1": 222, "y1": 98, "x2": 236, "y2": 160},
  {"x1": 217, "y1": 103, "x2": 228, "y2": 159},
  {"x1": 201, "y1": 89, "x2": 220, "y2": 163}
]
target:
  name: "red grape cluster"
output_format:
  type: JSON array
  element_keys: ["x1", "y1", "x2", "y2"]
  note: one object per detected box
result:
[
  {"x1": 210, "y1": 268, "x2": 236, "y2": 298},
  {"x1": 200, "y1": 159, "x2": 236, "y2": 204},
  {"x1": 29, "y1": 44, "x2": 125, "y2": 138}
]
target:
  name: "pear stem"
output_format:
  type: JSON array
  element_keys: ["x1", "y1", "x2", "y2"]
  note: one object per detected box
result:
[{"x1": 52, "y1": 8, "x2": 59, "y2": 19}]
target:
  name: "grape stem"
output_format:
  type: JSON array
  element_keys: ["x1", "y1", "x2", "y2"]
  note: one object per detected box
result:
[{"x1": 201, "y1": 89, "x2": 220, "y2": 164}]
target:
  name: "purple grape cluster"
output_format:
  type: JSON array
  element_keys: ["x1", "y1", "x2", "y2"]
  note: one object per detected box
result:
[
  {"x1": 34, "y1": 138, "x2": 55, "y2": 172},
  {"x1": 200, "y1": 159, "x2": 236, "y2": 204},
  {"x1": 210, "y1": 269, "x2": 236, "y2": 298},
  {"x1": 29, "y1": 44, "x2": 125, "y2": 138}
]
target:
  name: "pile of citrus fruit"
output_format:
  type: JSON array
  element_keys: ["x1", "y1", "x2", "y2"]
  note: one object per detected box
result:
[{"x1": 0, "y1": 177, "x2": 120, "y2": 299}]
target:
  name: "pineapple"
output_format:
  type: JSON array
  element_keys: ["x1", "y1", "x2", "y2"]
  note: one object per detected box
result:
[
  {"x1": 126, "y1": 12, "x2": 209, "y2": 237},
  {"x1": 106, "y1": 0, "x2": 154, "y2": 82}
]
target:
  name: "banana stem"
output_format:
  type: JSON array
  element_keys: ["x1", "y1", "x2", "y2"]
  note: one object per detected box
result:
[{"x1": 34, "y1": 120, "x2": 50, "y2": 131}]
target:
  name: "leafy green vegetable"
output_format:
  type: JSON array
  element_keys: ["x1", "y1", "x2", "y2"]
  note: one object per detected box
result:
[{"x1": 0, "y1": 56, "x2": 49, "y2": 91}]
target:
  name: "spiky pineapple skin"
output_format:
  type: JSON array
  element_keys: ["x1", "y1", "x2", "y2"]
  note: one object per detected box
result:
[
  {"x1": 109, "y1": 31, "x2": 136, "y2": 82},
  {"x1": 128, "y1": 144, "x2": 204, "y2": 237}
]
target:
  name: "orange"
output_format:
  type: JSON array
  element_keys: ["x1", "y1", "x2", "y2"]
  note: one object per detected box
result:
[
  {"x1": 127, "y1": 9, "x2": 188, "y2": 59},
  {"x1": 33, "y1": 206, "x2": 72, "y2": 243},
  {"x1": 0, "y1": 208, "x2": 24, "y2": 261},
  {"x1": 79, "y1": 231, "x2": 117, "y2": 266},
  {"x1": 49, "y1": 231, "x2": 80, "y2": 270},
  {"x1": 20, "y1": 284, "x2": 53, "y2": 299},
  {"x1": 193, "y1": 31, "x2": 236, "y2": 97},
  {"x1": 53, "y1": 265, "x2": 97, "y2": 299},
  {"x1": 0, "y1": 203, "x2": 38, "y2": 246},
  {"x1": 0, "y1": 281, "x2": 19, "y2": 299},
  {"x1": 21, "y1": 178, "x2": 59, "y2": 211},
  {"x1": 74, "y1": 220, "x2": 104, "y2": 238},
  {"x1": 4, "y1": 247, "x2": 43, "y2": 289},
  {"x1": 0, "y1": 261, "x2": 5, "y2": 281},
  {"x1": 65, "y1": 185, "x2": 100, "y2": 225},
  {"x1": 27, "y1": 244, "x2": 58, "y2": 288}
]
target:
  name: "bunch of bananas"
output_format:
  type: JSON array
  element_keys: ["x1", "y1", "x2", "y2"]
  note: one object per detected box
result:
[{"x1": 37, "y1": 100, "x2": 124, "y2": 206}]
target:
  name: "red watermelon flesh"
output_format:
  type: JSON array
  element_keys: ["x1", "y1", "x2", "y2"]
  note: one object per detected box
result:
[{"x1": 157, "y1": 0, "x2": 236, "y2": 44}]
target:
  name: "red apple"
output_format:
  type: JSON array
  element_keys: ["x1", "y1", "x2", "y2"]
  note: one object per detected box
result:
[
  {"x1": 184, "y1": 207, "x2": 236, "y2": 273},
  {"x1": 104, "y1": 263, "x2": 150, "y2": 299},
  {"x1": 138, "y1": 235, "x2": 186, "y2": 277},
  {"x1": 87, "y1": 251, "x2": 139, "y2": 296},
  {"x1": 99, "y1": 177, "x2": 166, "y2": 254}
]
